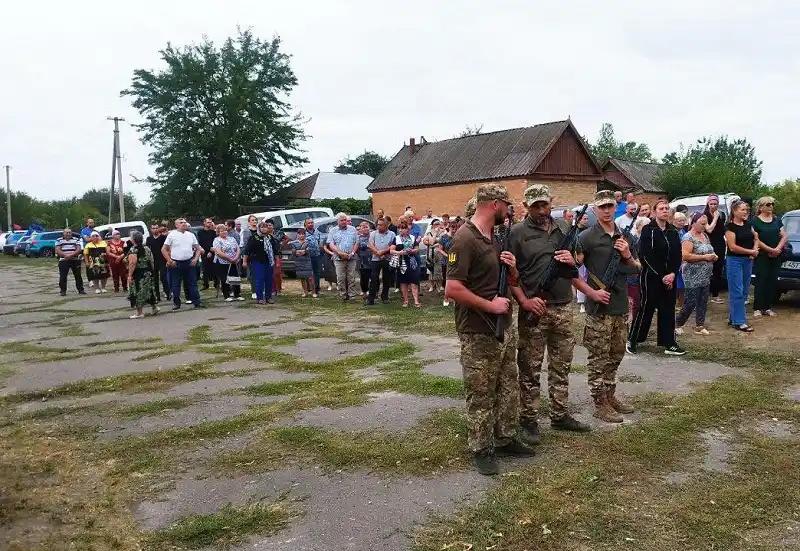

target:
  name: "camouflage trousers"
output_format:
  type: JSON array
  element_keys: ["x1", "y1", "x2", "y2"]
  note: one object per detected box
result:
[
  {"x1": 459, "y1": 328, "x2": 519, "y2": 453},
  {"x1": 517, "y1": 303, "x2": 575, "y2": 422},
  {"x1": 583, "y1": 314, "x2": 626, "y2": 398}
]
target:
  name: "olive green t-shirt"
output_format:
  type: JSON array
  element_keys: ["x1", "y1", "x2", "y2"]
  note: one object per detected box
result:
[
  {"x1": 509, "y1": 217, "x2": 579, "y2": 305},
  {"x1": 447, "y1": 221, "x2": 511, "y2": 334},
  {"x1": 578, "y1": 223, "x2": 639, "y2": 316}
]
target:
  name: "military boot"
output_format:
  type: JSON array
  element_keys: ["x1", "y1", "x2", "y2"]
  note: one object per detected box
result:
[
  {"x1": 518, "y1": 419, "x2": 541, "y2": 445},
  {"x1": 593, "y1": 394, "x2": 623, "y2": 423},
  {"x1": 471, "y1": 449, "x2": 499, "y2": 476},
  {"x1": 606, "y1": 387, "x2": 635, "y2": 414},
  {"x1": 496, "y1": 437, "x2": 536, "y2": 457},
  {"x1": 551, "y1": 414, "x2": 591, "y2": 432}
]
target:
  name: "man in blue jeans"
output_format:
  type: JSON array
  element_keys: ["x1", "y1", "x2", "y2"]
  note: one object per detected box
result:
[
  {"x1": 161, "y1": 218, "x2": 204, "y2": 310},
  {"x1": 304, "y1": 218, "x2": 324, "y2": 296}
]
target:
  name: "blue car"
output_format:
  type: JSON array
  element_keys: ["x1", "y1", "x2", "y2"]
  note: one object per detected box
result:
[
  {"x1": 777, "y1": 210, "x2": 800, "y2": 300},
  {"x1": 27, "y1": 231, "x2": 64, "y2": 258}
]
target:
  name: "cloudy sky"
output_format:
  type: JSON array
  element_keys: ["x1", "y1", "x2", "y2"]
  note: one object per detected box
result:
[{"x1": 1, "y1": 1, "x2": 798, "y2": 204}]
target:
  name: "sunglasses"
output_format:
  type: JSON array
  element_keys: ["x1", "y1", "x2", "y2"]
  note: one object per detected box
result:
[{"x1": 764, "y1": 202, "x2": 774, "y2": 207}]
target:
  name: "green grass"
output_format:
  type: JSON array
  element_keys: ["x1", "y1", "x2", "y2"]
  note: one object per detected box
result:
[
  {"x1": 59, "y1": 325, "x2": 99, "y2": 338},
  {"x1": 145, "y1": 500, "x2": 297, "y2": 550},
  {"x1": 187, "y1": 324, "x2": 212, "y2": 344},
  {"x1": 114, "y1": 397, "x2": 195, "y2": 418}
]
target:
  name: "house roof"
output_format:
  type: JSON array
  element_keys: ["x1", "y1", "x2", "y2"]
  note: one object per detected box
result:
[
  {"x1": 604, "y1": 158, "x2": 665, "y2": 192},
  {"x1": 284, "y1": 172, "x2": 373, "y2": 200},
  {"x1": 368, "y1": 120, "x2": 600, "y2": 192}
]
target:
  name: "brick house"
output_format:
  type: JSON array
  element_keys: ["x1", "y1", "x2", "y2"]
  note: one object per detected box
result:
[
  {"x1": 367, "y1": 120, "x2": 602, "y2": 217},
  {"x1": 601, "y1": 158, "x2": 667, "y2": 206}
]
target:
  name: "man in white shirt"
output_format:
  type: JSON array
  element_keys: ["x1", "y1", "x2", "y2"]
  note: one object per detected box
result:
[
  {"x1": 615, "y1": 201, "x2": 639, "y2": 230},
  {"x1": 162, "y1": 218, "x2": 204, "y2": 310}
]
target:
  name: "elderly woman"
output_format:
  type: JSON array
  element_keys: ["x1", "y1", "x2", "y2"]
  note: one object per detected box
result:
[
  {"x1": 390, "y1": 220, "x2": 421, "y2": 308},
  {"x1": 290, "y1": 227, "x2": 315, "y2": 297},
  {"x1": 752, "y1": 196, "x2": 788, "y2": 317},
  {"x1": 211, "y1": 223, "x2": 242, "y2": 302},
  {"x1": 725, "y1": 200, "x2": 760, "y2": 332},
  {"x1": 126, "y1": 230, "x2": 159, "y2": 319},
  {"x1": 84, "y1": 231, "x2": 109, "y2": 293},
  {"x1": 106, "y1": 229, "x2": 128, "y2": 293},
  {"x1": 675, "y1": 213, "x2": 717, "y2": 335},
  {"x1": 242, "y1": 220, "x2": 275, "y2": 304},
  {"x1": 672, "y1": 211, "x2": 688, "y2": 307}
]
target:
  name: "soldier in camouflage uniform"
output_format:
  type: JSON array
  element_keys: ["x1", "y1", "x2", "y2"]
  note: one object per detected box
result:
[
  {"x1": 510, "y1": 184, "x2": 610, "y2": 441},
  {"x1": 445, "y1": 184, "x2": 535, "y2": 476},
  {"x1": 577, "y1": 190, "x2": 641, "y2": 423}
]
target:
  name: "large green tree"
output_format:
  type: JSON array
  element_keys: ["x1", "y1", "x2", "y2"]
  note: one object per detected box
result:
[
  {"x1": 656, "y1": 136, "x2": 764, "y2": 199},
  {"x1": 589, "y1": 123, "x2": 654, "y2": 164},
  {"x1": 123, "y1": 30, "x2": 307, "y2": 217},
  {"x1": 334, "y1": 151, "x2": 389, "y2": 178},
  {"x1": 79, "y1": 188, "x2": 137, "y2": 219}
]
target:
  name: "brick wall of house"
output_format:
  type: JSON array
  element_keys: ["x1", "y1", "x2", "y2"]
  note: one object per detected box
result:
[{"x1": 372, "y1": 178, "x2": 597, "y2": 218}]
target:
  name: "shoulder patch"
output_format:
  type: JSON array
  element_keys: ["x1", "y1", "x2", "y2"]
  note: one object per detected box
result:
[{"x1": 448, "y1": 252, "x2": 457, "y2": 265}]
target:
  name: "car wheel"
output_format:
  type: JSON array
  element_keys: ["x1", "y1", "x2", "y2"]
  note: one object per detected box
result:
[{"x1": 40, "y1": 248, "x2": 54, "y2": 258}]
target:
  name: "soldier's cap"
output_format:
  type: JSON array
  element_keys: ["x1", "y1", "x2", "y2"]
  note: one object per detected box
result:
[
  {"x1": 474, "y1": 183, "x2": 511, "y2": 204},
  {"x1": 594, "y1": 190, "x2": 617, "y2": 207},
  {"x1": 522, "y1": 184, "x2": 551, "y2": 206},
  {"x1": 464, "y1": 196, "x2": 477, "y2": 218}
]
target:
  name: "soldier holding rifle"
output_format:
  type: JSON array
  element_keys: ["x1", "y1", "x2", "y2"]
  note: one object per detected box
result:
[
  {"x1": 510, "y1": 185, "x2": 611, "y2": 442},
  {"x1": 445, "y1": 183, "x2": 535, "y2": 476},
  {"x1": 576, "y1": 190, "x2": 641, "y2": 423}
]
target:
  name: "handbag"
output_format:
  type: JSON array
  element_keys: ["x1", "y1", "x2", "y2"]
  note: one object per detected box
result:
[{"x1": 227, "y1": 263, "x2": 242, "y2": 286}]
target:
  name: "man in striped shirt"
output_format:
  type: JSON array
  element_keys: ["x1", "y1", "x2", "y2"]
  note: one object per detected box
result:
[{"x1": 55, "y1": 228, "x2": 86, "y2": 296}]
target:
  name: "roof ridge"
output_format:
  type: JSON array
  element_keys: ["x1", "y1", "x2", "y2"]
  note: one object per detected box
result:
[
  {"x1": 612, "y1": 157, "x2": 664, "y2": 166},
  {"x1": 425, "y1": 120, "x2": 569, "y2": 145}
]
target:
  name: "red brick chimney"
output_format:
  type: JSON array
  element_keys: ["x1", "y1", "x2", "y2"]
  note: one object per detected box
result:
[{"x1": 409, "y1": 137, "x2": 416, "y2": 155}]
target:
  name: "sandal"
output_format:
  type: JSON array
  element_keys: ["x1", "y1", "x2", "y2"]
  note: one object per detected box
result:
[
  {"x1": 414, "y1": 303, "x2": 422, "y2": 308},
  {"x1": 402, "y1": 302, "x2": 409, "y2": 308},
  {"x1": 735, "y1": 324, "x2": 754, "y2": 333}
]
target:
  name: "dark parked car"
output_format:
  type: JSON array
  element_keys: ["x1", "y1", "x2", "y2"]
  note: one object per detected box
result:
[
  {"x1": 14, "y1": 235, "x2": 32, "y2": 256},
  {"x1": 3, "y1": 232, "x2": 26, "y2": 255},
  {"x1": 777, "y1": 209, "x2": 800, "y2": 300},
  {"x1": 279, "y1": 216, "x2": 375, "y2": 278}
]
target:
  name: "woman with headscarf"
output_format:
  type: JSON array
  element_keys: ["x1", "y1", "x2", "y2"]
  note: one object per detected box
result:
[
  {"x1": 628, "y1": 199, "x2": 685, "y2": 355},
  {"x1": 242, "y1": 220, "x2": 275, "y2": 304},
  {"x1": 106, "y1": 230, "x2": 128, "y2": 293},
  {"x1": 390, "y1": 220, "x2": 421, "y2": 307},
  {"x1": 725, "y1": 199, "x2": 760, "y2": 332},
  {"x1": 675, "y1": 213, "x2": 717, "y2": 335},
  {"x1": 211, "y1": 223, "x2": 243, "y2": 302},
  {"x1": 752, "y1": 196, "x2": 787, "y2": 317},
  {"x1": 703, "y1": 194, "x2": 727, "y2": 303},
  {"x1": 126, "y1": 230, "x2": 159, "y2": 319},
  {"x1": 84, "y1": 231, "x2": 110, "y2": 294}
]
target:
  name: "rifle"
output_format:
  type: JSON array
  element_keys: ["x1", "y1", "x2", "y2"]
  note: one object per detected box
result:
[
  {"x1": 525, "y1": 204, "x2": 589, "y2": 324},
  {"x1": 494, "y1": 205, "x2": 515, "y2": 342},
  {"x1": 600, "y1": 206, "x2": 640, "y2": 288}
]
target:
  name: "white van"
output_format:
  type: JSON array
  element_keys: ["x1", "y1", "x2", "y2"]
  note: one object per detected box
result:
[
  {"x1": 669, "y1": 193, "x2": 740, "y2": 219},
  {"x1": 235, "y1": 207, "x2": 333, "y2": 231},
  {"x1": 93, "y1": 221, "x2": 150, "y2": 243}
]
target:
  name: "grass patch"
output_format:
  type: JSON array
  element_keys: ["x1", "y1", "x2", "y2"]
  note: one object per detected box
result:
[
  {"x1": 59, "y1": 325, "x2": 99, "y2": 338},
  {"x1": 245, "y1": 380, "x2": 316, "y2": 396},
  {"x1": 146, "y1": 500, "x2": 297, "y2": 550},
  {"x1": 187, "y1": 324, "x2": 212, "y2": 344},
  {"x1": 114, "y1": 397, "x2": 195, "y2": 418}
]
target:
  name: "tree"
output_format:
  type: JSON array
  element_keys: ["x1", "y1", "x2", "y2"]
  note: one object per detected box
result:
[
  {"x1": 767, "y1": 178, "x2": 800, "y2": 214},
  {"x1": 334, "y1": 151, "x2": 389, "y2": 178},
  {"x1": 589, "y1": 123, "x2": 654, "y2": 164},
  {"x1": 79, "y1": 188, "x2": 137, "y2": 219},
  {"x1": 455, "y1": 123, "x2": 484, "y2": 138},
  {"x1": 123, "y1": 29, "x2": 307, "y2": 218},
  {"x1": 656, "y1": 136, "x2": 764, "y2": 199}
]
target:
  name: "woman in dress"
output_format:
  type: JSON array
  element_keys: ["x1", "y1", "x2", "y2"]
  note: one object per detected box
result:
[
  {"x1": 84, "y1": 231, "x2": 110, "y2": 294},
  {"x1": 675, "y1": 213, "x2": 717, "y2": 335},
  {"x1": 126, "y1": 230, "x2": 159, "y2": 319},
  {"x1": 211, "y1": 223, "x2": 243, "y2": 302},
  {"x1": 106, "y1": 230, "x2": 128, "y2": 293},
  {"x1": 752, "y1": 196, "x2": 788, "y2": 317},
  {"x1": 290, "y1": 227, "x2": 315, "y2": 297},
  {"x1": 725, "y1": 200, "x2": 760, "y2": 332},
  {"x1": 703, "y1": 194, "x2": 727, "y2": 304},
  {"x1": 390, "y1": 221, "x2": 421, "y2": 308}
]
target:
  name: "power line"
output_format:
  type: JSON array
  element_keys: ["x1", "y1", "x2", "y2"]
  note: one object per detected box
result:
[
  {"x1": 107, "y1": 116, "x2": 126, "y2": 223},
  {"x1": 4, "y1": 165, "x2": 10, "y2": 231}
]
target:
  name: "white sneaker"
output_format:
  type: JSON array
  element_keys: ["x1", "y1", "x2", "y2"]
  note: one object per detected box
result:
[
  {"x1": 695, "y1": 327, "x2": 710, "y2": 335},
  {"x1": 675, "y1": 327, "x2": 684, "y2": 335},
  {"x1": 95, "y1": 289, "x2": 101, "y2": 294},
  {"x1": 753, "y1": 310, "x2": 762, "y2": 318},
  {"x1": 225, "y1": 297, "x2": 234, "y2": 302},
  {"x1": 185, "y1": 299, "x2": 192, "y2": 304},
  {"x1": 251, "y1": 292, "x2": 257, "y2": 299},
  {"x1": 237, "y1": 296, "x2": 245, "y2": 301},
  {"x1": 443, "y1": 300, "x2": 449, "y2": 306},
  {"x1": 88, "y1": 281, "x2": 94, "y2": 288},
  {"x1": 327, "y1": 285, "x2": 333, "y2": 291},
  {"x1": 765, "y1": 309, "x2": 777, "y2": 317},
  {"x1": 101, "y1": 289, "x2": 108, "y2": 293},
  {"x1": 129, "y1": 313, "x2": 144, "y2": 319},
  {"x1": 579, "y1": 304, "x2": 586, "y2": 313}
]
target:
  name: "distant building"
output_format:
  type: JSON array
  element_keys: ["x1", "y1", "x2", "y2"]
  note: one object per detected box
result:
[
  {"x1": 367, "y1": 119, "x2": 602, "y2": 216},
  {"x1": 601, "y1": 158, "x2": 667, "y2": 205},
  {"x1": 277, "y1": 171, "x2": 373, "y2": 201}
]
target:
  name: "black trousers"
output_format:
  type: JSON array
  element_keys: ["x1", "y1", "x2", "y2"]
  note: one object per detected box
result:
[
  {"x1": 628, "y1": 271, "x2": 677, "y2": 347},
  {"x1": 368, "y1": 259, "x2": 393, "y2": 302},
  {"x1": 710, "y1": 246, "x2": 726, "y2": 297},
  {"x1": 155, "y1": 264, "x2": 170, "y2": 300},
  {"x1": 202, "y1": 255, "x2": 216, "y2": 288},
  {"x1": 359, "y1": 266, "x2": 371, "y2": 294},
  {"x1": 214, "y1": 263, "x2": 241, "y2": 298},
  {"x1": 59, "y1": 259, "x2": 84, "y2": 292}
]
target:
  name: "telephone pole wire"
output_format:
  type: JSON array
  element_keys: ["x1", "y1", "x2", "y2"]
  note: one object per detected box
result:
[
  {"x1": 107, "y1": 117, "x2": 126, "y2": 223},
  {"x1": 4, "y1": 165, "x2": 11, "y2": 231}
]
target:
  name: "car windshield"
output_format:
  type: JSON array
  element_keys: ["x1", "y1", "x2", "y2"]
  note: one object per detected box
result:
[{"x1": 784, "y1": 216, "x2": 800, "y2": 241}]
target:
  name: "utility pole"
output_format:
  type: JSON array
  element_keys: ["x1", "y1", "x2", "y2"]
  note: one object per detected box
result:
[
  {"x1": 107, "y1": 117, "x2": 126, "y2": 223},
  {"x1": 4, "y1": 165, "x2": 10, "y2": 231}
]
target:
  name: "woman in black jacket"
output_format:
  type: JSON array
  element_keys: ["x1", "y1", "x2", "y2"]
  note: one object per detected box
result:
[{"x1": 628, "y1": 200, "x2": 685, "y2": 355}]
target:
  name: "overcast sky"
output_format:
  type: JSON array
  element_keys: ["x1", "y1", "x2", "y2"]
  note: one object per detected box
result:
[{"x1": 1, "y1": 1, "x2": 798, "y2": 204}]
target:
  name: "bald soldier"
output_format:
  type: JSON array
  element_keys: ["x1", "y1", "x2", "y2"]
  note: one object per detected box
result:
[
  {"x1": 510, "y1": 185, "x2": 611, "y2": 441},
  {"x1": 445, "y1": 184, "x2": 535, "y2": 476}
]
